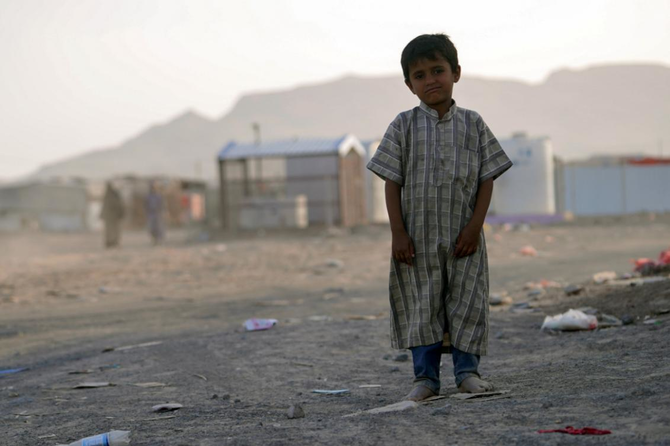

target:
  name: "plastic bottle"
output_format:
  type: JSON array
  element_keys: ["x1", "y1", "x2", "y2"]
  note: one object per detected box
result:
[{"x1": 60, "y1": 430, "x2": 131, "y2": 446}]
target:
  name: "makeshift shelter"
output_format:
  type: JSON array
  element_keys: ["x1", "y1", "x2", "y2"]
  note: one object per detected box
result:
[
  {"x1": 217, "y1": 135, "x2": 367, "y2": 231},
  {"x1": 559, "y1": 155, "x2": 670, "y2": 216},
  {"x1": 0, "y1": 180, "x2": 88, "y2": 232}
]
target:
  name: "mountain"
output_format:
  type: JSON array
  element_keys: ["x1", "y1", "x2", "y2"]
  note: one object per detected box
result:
[{"x1": 31, "y1": 64, "x2": 670, "y2": 181}]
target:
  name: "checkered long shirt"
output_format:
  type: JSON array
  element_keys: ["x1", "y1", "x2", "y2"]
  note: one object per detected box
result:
[{"x1": 367, "y1": 101, "x2": 513, "y2": 355}]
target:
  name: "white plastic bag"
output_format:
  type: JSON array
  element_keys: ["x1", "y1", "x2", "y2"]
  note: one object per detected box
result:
[
  {"x1": 243, "y1": 318, "x2": 278, "y2": 331},
  {"x1": 541, "y1": 309, "x2": 598, "y2": 331}
]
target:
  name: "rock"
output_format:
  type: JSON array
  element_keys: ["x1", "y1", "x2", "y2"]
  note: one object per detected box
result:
[
  {"x1": 325, "y1": 259, "x2": 344, "y2": 268},
  {"x1": 393, "y1": 353, "x2": 409, "y2": 362},
  {"x1": 489, "y1": 293, "x2": 503, "y2": 305},
  {"x1": 287, "y1": 404, "x2": 305, "y2": 419},
  {"x1": 598, "y1": 313, "x2": 623, "y2": 328},
  {"x1": 382, "y1": 354, "x2": 392, "y2": 360},
  {"x1": 494, "y1": 331, "x2": 504, "y2": 340},
  {"x1": 511, "y1": 302, "x2": 532, "y2": 310},
  {"x1": 527, "y1": 289, "x2": 545, "y2": 299},
  {"x1": 621, "y1": 314, "x2": 635, "y2": 325},
  {"x1": 152, "y1": 403, "x2": 183, "y2": 412},
  {"x1": 564, "y1": 284, "x2": 584, "y2": 296},
  {"x1": 431, "y1": 404, "x2": 452, "y2": 416},
  {"x1": 490, "y1": 293, "x2": 513, "y2": 306},
  {"x1": 389, "y1": 367, "x2": 400, "y2": 373}
]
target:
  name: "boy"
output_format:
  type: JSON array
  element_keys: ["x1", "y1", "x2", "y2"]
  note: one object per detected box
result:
[{"x1": 367, "y1": 34, "x2": 512, "y2": 401}]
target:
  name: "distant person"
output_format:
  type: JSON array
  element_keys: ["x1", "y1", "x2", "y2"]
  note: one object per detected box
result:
[
  {"x1": 146, "y1": 182, "x2": 164, "y2": 245},
  {"x1": 100, "y1": 182, "x2": 125, "y2": 248},
  {"x1": 367, "y1": 34, "x2": 513, "y2": 401}
]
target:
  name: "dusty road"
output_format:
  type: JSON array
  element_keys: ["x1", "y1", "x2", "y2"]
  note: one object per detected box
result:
[{"x1": 1, "y1": 218, "x2": 669, "y2": 445}]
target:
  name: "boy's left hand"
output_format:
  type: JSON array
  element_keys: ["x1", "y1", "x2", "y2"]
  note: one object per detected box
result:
[{"x1": 454, "y1": 223, "x2": 480, "y2": 258}]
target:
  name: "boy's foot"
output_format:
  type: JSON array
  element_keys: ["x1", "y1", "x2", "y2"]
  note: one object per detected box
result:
[
  {"x1": 458, "y1": 377, "x2": 494, "y2": 394},
  {"x1": 405, "y1": 385, "x2": 437, "y2": 401}
]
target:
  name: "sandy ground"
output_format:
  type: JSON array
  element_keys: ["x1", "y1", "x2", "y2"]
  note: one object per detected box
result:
[{"x1": 1, "y1": 217, "x2": 670, "y2": 445}]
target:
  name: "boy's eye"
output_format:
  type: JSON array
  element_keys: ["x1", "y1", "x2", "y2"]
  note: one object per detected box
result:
[{"x1": 414, "y1": 73, "x2": 423, "y2": 79}]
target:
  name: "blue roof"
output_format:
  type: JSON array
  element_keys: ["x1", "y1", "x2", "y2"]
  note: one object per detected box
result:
[{"x1": 218, "y1": 135, "x2": 350, "y2": 160}]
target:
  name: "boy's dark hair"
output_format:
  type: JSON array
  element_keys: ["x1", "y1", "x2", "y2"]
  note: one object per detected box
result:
[{"x1": 401, "y1": 34, "x2": 459, "y2": 81}]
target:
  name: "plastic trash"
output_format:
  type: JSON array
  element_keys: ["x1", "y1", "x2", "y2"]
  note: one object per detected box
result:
[
  {"x1": 0, "y1": 367, "x2": 27, "y2": 376},
  {"x1": 592, "y1": 271, "x2": 617, "y2": 284},
  {"x1": 59, "y1": 430, "x2": 130, "y2": 446},
  {"x1": 312, "y1": 389, "x2": 349, "y2": 394},
  {"x1": 243, "y1": 318, "x2": 278, "y2": 331},
  {"x1": 541, "y1": 309, "x2": 598, "y2": 331}
]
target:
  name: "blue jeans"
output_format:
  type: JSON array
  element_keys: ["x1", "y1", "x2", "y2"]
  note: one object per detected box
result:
[{"x1": 410, "y1": 341, "x2": 480, "y2": 394}]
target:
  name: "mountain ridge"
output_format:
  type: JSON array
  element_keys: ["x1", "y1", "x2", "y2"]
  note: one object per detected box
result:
[{"x1": 29, "y1": 63, "x2": 670, "y2": 182}]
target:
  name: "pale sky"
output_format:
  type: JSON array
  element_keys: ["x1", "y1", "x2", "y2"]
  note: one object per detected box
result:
[{"x1": 1, "y1": 0, "x2": 669, "y2": 180}]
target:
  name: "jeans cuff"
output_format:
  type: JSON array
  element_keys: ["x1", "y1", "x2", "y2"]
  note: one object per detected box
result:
[
  {"x1": 455, "y1": 372, "x2": 480, "y2": 388},
  {"x1": 412, "y1": 378, "x2": 440, "y2": 394}
]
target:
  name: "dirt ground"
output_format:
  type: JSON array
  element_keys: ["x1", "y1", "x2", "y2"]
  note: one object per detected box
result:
[{"x1": 1, "y1": 216, "x2": 670, "y2": 445}]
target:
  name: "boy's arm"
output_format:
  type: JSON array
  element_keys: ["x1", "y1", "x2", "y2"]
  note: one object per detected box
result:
[
  {"x1": 454, "y1": 178, "x2": 493, "y2": 258},
  {"x1": 385, "y1": 180, "x2": 415, "y2": 266}
]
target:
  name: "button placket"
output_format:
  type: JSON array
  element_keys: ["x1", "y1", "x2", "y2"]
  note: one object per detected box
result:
[{"x1": 432, "y1": 121, "x2": 443, "y2": 186}]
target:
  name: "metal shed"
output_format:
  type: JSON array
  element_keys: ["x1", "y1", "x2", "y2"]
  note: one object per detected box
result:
[
  {"x1": 559, "y1": 156, "x2": 670, "y2": 216},
  {"x1": 217, "y1": 134, "x2": 367, "y2": 231}
]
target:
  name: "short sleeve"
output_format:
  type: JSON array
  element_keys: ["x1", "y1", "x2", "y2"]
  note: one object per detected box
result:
[
  {"x1": 366, "y1": 117, "x2": 404, "y2": 185},
  {"x1": 477, "y1": 118, "x2": 513, "y2": 182}
]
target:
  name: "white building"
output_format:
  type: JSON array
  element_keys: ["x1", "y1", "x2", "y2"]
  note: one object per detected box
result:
[{"x1": 491, "y1": 133, "x2": 556, "y2": 216}]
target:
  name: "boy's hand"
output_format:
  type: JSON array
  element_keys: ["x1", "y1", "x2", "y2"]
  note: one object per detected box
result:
[
  {"x1": 454, "y1": 223, "x2": 480, "y2": 258},
  {"x1": 392, "y1": 231, "x2": 415, "y2": 266}
]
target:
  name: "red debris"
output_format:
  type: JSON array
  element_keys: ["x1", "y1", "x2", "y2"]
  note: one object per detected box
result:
[
  {"x1": 538, "y1": 426, "x2": 611, "y2": 435},
  {"x1": 632, "y1": 247, "x2": 670, "y2": 273}
]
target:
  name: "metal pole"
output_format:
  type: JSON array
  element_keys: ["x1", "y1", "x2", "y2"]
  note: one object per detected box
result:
[
  {"x1": 620, "y1": 159, "x2": 627, "y2": 214},
  {"x1": 218, "y1": 159, "x2": 228, "y2": 232}
]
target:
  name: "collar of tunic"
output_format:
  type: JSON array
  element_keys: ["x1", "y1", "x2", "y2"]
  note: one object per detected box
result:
[{"x1": 418, "y1": 100, "x2": 458, "y2": 121}]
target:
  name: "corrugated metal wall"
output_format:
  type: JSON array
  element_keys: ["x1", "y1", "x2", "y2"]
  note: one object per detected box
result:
[
  {"x1": 563, "y1": 164, "x2": 670, "y2": 215},
  {"x1": 286, "y1": 155, "x2": 340, "y2": 225}
]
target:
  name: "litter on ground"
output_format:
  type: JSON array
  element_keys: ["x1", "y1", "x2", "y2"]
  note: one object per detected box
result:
[
  {"x1": 312, "y1": 389, "x2": 349, "y2": 395},
  {"x1": 541, "y1": 309, "x2": 598, "y2": 331},
  {"x1": 243, "y1": 318, "x2": 278, "y2": 331},
  {"x1": 450, "y1": 390, "x2": 509, "y2": 400},
  {"x1": 538, "y1": 426, "x2": 611, "y2": 435},
  {"x1": 152, "y1": 403, "x2": 183, "y2": 412}
]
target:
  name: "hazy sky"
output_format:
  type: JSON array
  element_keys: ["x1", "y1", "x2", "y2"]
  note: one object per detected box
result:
[{"x1": 1, "y1": 0, "x2": 669, "y2": 180}]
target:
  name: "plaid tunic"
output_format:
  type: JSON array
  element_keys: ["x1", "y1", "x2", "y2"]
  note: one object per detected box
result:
[{"x1": 367, "y1": 101, "x2": 512, "y2": 355}]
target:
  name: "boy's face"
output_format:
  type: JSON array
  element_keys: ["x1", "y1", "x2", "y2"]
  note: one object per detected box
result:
[{"x1": 405, "y1": 54, "x2": 461, "y2": 115}]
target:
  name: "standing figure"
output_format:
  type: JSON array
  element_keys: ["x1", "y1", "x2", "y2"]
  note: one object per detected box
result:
[
  {"x1": 146, "y1": 183, "x2": 164, "y2": 245},
  {"x1": 367, "y1": 34, "x2": 513, "y2": 401},
  {"x1": 100, "y1": 182, "x2": 125, "y2": 248}
]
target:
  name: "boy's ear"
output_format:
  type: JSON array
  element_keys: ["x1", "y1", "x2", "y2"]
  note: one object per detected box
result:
[
  {"x1": 405, "y1": 79, "x2": 416, "y2": 95},
  {"x1": 453, "y1": 65, "x2": 462, "y2": 82}
]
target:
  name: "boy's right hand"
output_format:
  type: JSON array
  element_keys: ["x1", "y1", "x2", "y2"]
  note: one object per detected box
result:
[{"x1": 392, "y1": 231, "x2": 415, "y2": 266}]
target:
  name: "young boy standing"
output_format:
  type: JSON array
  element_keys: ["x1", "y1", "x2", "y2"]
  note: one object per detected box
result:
[{"x1": 367, "y1": 34, "x2": 513, "y2": 401}]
